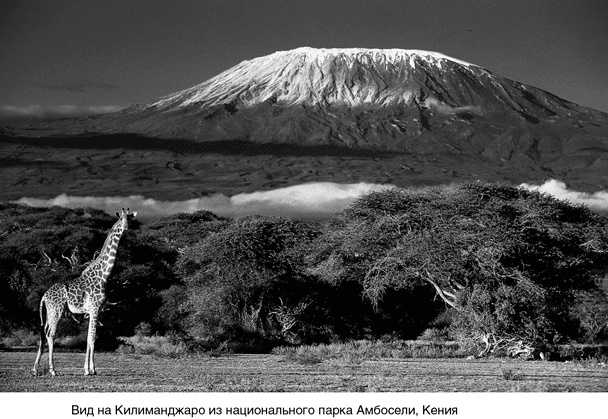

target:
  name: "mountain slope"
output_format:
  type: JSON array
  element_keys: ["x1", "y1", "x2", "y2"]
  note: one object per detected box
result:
[
  {"x1": 15, "y1": 47, "x2": 607, "y2": 150},
  {"x1": 106, "y1": 48, "x2": 606, "y2": 138},
  {"x1": 2, "y1": 47, "x2": 608, "y2": 199}
]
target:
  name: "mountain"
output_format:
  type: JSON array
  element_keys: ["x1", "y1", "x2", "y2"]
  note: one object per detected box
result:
[
  {"x1": 14, "y1": 47, "x2": 608, "y2": 144},
  {"x1": 2, "y1": 47, "x2": 608, "y2": 200},
  {"x1": 127, "y1": 47, "x2": 607, "y2": 146}
]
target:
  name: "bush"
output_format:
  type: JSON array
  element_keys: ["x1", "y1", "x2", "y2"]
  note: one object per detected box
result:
[
  {"x1": 1, "y1": 328, "x2": 39, "y2": 347},
  {"x1": 418, "y1": 328, "x2": 449, "y2": 342},
  {"x1": 572, "y1": 284, "x2": 608, "y2": 343},
  {"x1": 134, "y1": 322, "x2": 153, "y2": 337},
  {"x1": 179, "y1": 216, "x2": 326, "y2": 346},
  {"x1": 56, "y1": 333, "x2": 88, "y2": 350},
  {"x1": 13, "y1": 328, "x2": 39, "y2": 346},
  {"x1": 272, "y1": 339, "x2": 468, "y2": 361},
  {"x1": 117, "y1": 335, "x2": 188, "y2": 357},
  {"x1": 145, "y1": 210, "x2": 227, "y2": 249},
  {"x1": 2, "y1": 336, "x2": 22, "y2": 347}
]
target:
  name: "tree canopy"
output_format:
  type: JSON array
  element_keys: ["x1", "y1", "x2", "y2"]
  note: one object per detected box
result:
[{"x1": 2, "y1": 182, "x2": 607, "y2": 354}]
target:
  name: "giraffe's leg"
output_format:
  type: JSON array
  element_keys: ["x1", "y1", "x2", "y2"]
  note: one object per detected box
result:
[
  {"x1": 46, "y1": 306, "x2": 63, "y2": 377},
  {"x1": 32, "y1": 323, "x2": 45, "y2": 375},
  {"x1": 84, "y1": 312, "x2": 98, "y2": 375},
  {"x1": 84, "y1": 341, "x2": 90, "y2": 375},
  {"x1": 33, "y1": 298, "x2": 47, "y2": 375}
]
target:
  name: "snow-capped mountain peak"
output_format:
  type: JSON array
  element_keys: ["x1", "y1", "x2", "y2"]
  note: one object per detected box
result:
[
  {"x1": 276, "y1": 47, "x2": 477, "y2": 68},
  {"x1": 150, "y1": 47, "x2": 483, "y2": 110},
  {"x1": 28, "y1": 47, "x2": 606, "y2": 155}
]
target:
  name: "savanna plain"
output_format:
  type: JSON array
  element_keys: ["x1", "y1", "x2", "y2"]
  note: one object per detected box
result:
[
  {"x1": 2, "y1": 350, "x2": 608, "y2": 392},
  {"x1": 2, "y1": 181, "x2": 608, "y2": 394}
]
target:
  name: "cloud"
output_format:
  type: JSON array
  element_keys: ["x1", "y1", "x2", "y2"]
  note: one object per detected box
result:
[
  {"x1": 13, "y1": 179, "x2": 607, "y2": 223},
  {"x1": 13, "y1": 182, "x2": 395, "y2": 222},
  {"x1": 520, "y1": 179, "x2": 608, "y2": 211},
  {"x1": 231, "y1": 182, "x2": 392, "y2": 219},
  {"x1": 0, "y1": 104, "x2": 125, "y2": 122}
]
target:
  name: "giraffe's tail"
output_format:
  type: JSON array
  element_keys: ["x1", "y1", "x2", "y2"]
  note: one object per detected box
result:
[{"x1": 39, "y1": 297, "x2": 48, "y2": 338}]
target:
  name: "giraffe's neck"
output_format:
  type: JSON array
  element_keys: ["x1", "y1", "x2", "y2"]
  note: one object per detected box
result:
[{"x1": 94, "y1": 219, "x2": 126, "y2": 282}]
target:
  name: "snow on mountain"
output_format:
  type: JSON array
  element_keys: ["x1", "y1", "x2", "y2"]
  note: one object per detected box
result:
[
  {"x1": 3, "y1": 47, "x2": 608, "y2": 199},
  {"x1": 122, "y1": 46, "x2": 607, "y2": 130},
  {"x1": 8, "y1": 47, "x2": 608, "y2": 156},
  {"x1": 150, "y1": 47, "x2": 480, "y2": 109}
]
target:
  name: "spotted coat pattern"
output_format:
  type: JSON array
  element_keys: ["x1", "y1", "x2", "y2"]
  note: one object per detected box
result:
[{"x1": 33, "y1": 208, "x2": 136, "y2": 376}]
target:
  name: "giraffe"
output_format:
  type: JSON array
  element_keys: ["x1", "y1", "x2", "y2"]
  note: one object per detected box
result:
[{"x1": 33, "y1": 208, "x2": 137, "y2": 376}]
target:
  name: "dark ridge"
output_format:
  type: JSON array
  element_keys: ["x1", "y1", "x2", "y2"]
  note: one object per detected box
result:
[
  {"x1": 0, "y1": 157, "x2": 68, "y2": 168},
  {"x1": 0, "y1": 133, "x2": 402, "y2": 158},
  {"x1": 518, "y1": 111, "x2": 540, "y2": 124}
]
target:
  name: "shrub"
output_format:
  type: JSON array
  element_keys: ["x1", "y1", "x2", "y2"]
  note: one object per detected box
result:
[
  {"x1": 134, "y1": 322, "x2": 153, "y2": 337},
  {"x1": 418, "y1": 328, "x2": 449, "y2": 342},
  {"x1": 1, "y1": 328, "x2": 39, "y2": 347},
  {"x1": 2, "y1": 336, "x2": 21, "y2": 347},
  {"x1": 56, "y1": 333, "x2": 88, "y2": 350},
  {"x1": 500, "y1": 367, "x2": 523, "y2": 381},
  {"x1": 145, "y1": 210, "x2": 227, "y2": 249},
  {"x1": 154, "y1": 285, "x2": 189, "y2": 334},
  {"x1": 180, "y1": 216, "x2": 325, "y2": 346},
  {"x1": 272, "y1": 340, "x2": 468, "y2": 361},
  {"x1": 117, "y1": 335, "x2": 188, "y2": 357},
  {"x1": 12, "y1": 328, "x2": 39, "y2": 346}
]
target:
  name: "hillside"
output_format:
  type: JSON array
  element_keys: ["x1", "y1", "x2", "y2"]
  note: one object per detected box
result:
[{"x1": 2, "y1": 47, "x2": 608, "y2": 199}]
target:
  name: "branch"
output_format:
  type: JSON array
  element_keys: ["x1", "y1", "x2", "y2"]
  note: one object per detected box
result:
[
  {"x1": 423, "y1": 271, "x2": 458, "y2": 309},
  {"x1": 38, "y1": 251, "x2": 56, "y2": 272},
  {"x1": 441, "y1": 289, "x2": 457, "y2": 299},
  {"x1": 61, "y1": 253, "x2": 76, "y2": 271}
]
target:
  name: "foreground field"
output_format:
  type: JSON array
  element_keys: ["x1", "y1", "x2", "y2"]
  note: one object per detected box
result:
[{"x1": 1, "y1": 351, "x2": 607, "y2": 392}]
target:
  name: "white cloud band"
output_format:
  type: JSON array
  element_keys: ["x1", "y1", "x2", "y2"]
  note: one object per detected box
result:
[
  {"x1": 520, "y1": 179, "x2": 608, "y2": 211},
  {"x1": 13, "y1": 182, "x2": 394, "y2": 222},
  {"x1": 13, "y1": 180, "x2": 607, "y2": 223}
]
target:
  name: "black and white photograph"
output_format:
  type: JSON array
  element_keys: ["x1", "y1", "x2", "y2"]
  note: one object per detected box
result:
[{"x1": 1, "y1": 0, "x2": 607, "y2": 416}]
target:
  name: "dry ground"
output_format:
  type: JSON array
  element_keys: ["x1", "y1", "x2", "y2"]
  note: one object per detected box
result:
[{"x1": 1, "y1": 351, "x2": 607, "y2": 392}]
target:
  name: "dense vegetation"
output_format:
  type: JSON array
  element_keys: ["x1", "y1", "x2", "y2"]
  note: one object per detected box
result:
[{"x1": 1, "y1": 182, "x2": 607, "y2": 356}]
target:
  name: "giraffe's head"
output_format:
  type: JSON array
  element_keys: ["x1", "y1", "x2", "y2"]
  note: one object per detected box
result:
[{"x1": 115, "y1": 208, "x2": 137, "y2": 230}]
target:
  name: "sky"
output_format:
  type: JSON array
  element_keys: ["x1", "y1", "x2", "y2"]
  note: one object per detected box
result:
[{"x1": 1, "y1": 0, "x2": 608, "y2": 121}]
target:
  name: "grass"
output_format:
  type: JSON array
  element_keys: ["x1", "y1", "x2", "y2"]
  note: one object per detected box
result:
[
  {"x1": 3, "y1": 351, "x2": 607, "y2": 392},
  {"x1": 500, "y1": 367, "x2": 523, "y2": 381},
  {"x1": 1, "y1": 329, "x2": 39, "y2": 347},
  {"x1": 271, "y1": 339, "x2": 608, "y2": 366},
  {"x1": 281, "y1": 348, "x2": 324, "y2": 365},
  {"x1": 117, "y1": 335, "x2": 188, "y2": 357},
  {"x1": 32, "y1": 363, "x2": 49, "y2": 377},
  {"x1": 272, "y1": 339, "x2": 470, "y2": 363},
  {"x1": 551, "y1": 343, "x2": 608, "y2": 362}
]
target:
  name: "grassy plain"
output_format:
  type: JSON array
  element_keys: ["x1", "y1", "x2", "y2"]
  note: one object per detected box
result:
[{"x1": 1, "y1": 350, "x2": 607, "y2": 392}]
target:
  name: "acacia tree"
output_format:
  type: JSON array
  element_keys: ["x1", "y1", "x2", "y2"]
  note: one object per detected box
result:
[
  {"x1": 308, "y1": 183, "x2": 608, "y2": 355},
  {"x1": 178, "y1": 216, "x2": 325, "y2": 347}
]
